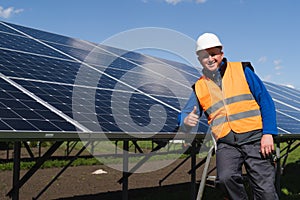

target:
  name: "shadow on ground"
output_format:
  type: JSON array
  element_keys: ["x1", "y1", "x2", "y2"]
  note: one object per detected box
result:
[
  {"x1": 54, "y1": 161, "x2": 300, "y2": 200},
  {"x1": 280, "y1": 161, "x2": 300, "y2": 199},
  {"x1": 54, "y1": 182, "x2": 223, "y2": 200}
]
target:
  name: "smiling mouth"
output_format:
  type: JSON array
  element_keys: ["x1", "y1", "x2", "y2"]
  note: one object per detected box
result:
[{"x1": 207, "y1": 62, "x2": 215, "y2": 67}]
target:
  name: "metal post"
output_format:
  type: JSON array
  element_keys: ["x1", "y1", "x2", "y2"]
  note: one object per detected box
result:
[
  {"x1": 12, "y1": 142, "x2": 21, "y2": 200},
  {"x1": 32, "y1": 141, "x2": 91, "y2": 200},
  {"x1": 6, "y1": 142, "x2": 10, "y2": 160},
  {"x1": 197, "y1": 145, "x2": 214, "y2": 200},
  {"x1": 190, "y1": 141, "x2": 196, "y2": 200},
  {"x1": 122, "y1": 140, "x2": 129, "y2": 200},
  {"x1": 7, "y1": 141, "x2": 63, "y2": 198},
  {"x1": 275, "y1": 141, "x2": 281, "y2": 198}
]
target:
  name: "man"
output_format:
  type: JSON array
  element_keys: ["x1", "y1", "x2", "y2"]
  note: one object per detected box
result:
[{"x1": 179, "y1": 33, "x2": 278, "y2": 199}]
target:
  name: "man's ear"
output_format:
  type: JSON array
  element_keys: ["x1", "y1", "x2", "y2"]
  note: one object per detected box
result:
[
  {"x1": 220, "y1": 51, "x2": 224, "y2": 60},
  {"x1": 197, "y1": 56, "x2": 201, "y2": 63}
]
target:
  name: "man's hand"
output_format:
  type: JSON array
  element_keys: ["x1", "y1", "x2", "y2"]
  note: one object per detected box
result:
[
  {"x1": 183, "y1": 106, "x2": 199, "y2": 127},
  {"x1": 260, "y1": 134, "x2": 274, "y2": 158}
]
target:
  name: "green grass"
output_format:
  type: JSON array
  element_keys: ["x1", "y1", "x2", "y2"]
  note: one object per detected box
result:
[
  {"x1": 0, "y1": 157, "x2": 102, "y2": 171},
  {"x1": 279, "y1": 141, "x2": 300, "y2": 199},
  {"x1": 281, "y1": 141, "x2": 300, "y2": 163}
]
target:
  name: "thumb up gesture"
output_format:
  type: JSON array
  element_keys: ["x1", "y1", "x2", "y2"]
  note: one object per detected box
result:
[{"x1": 183, "y1": 106, "x2": 199, "y2": 127}]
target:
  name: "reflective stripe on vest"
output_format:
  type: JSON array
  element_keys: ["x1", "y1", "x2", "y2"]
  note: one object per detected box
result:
[{"x1": 194, "y1": 62, "x2": 263, "y2": 140}]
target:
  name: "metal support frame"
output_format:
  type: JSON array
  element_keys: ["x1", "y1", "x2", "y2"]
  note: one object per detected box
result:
[
  {"x1": 280, "y1": 140, "x2": 300, "y2": 169},
  {"x1": 187, "y1": 153, "x2": 214, "y2": 175},
  {"x1": 22, "y1": 142, "x2": 35, "y2": 159},
  {"x1": 3, "y1": 134, "x2": 300, "y2": 200},
  {"x1": 190, "y1": 141, "x2": 197, "y2": 200},
  {"x1": 122, "y1": 140, "x2": 129, "y2": 200},
  {"x1": 131, "y1": 141, "x2": 144, "y2": 153},
  {"x1": 275, "y1": 140, "x2": 281, "y2": 198},
  {"x1": 196, "y1": 145, "x2": 214, "y2": 200},
  {"x1": 158, "y1": 142, "x2": 203, "y2": 187},
  {"x1": 65, "y1": 141, "x2": 79, "y2": 156},
  {"x1": 32, "y1": 141, "x2": 91, "y2": 200},
  {"x1": 7, "y1": 141, "x2": 63, "y2": 199},
  {"x1": 12, "y1": 142, "x2": 21, "y2": 200},
  {"x1": 118, "y1": 141, "x2": 168, "y2": 184}
]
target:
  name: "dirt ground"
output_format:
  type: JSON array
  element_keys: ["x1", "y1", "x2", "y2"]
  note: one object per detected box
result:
[
  {"x1": 0, "y1": 159, "x2": 211, "y2": 200},
  {"x1": 0, "y1": 145, "x2": 215, "y2": 200}
]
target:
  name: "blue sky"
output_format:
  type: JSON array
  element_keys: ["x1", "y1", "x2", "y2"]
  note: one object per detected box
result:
[{"x1": 1, "y1": 0, "x2": 300, "y2": 89}]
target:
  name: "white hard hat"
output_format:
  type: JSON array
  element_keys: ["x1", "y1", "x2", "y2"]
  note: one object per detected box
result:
[{"x1": 196, "y1": 33, "x2": 222, "y2": 53}]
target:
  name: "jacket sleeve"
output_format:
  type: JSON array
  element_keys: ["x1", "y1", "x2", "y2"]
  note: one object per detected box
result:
[
  {"x1": 177, "y1": 92, "x2": 202, "y2": 132},
  {"x1": 244, "y1": 67, "x2": 278, "y2": 135}
]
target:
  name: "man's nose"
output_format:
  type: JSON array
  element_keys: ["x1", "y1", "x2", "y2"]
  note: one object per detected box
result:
[{"x1": 208, "y1": 55, "x2": 214, "y2": 61}]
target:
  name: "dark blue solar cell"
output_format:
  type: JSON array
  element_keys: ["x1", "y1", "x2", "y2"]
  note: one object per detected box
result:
[
  {"x1": 121, "y1": 51, "x2": 151, "y2": 61},
  {"x1": 98, "y1": 44, "x2": 127, "y2": 57},
  {"x1": 2, "y1": 21, "x2": 79, "y2": 44},
  {"x1": 45, "y1": 43, "x2": 89, "y2": 60},
  {"x1": 0, "y1": 22, "x2": 23, "y2": 36},
  {"x1": 26, "y1": 120, "x2": 61, "y2": 131},
  {"x1": 0, "y1": 92, "x2": 13, "y2": 100},
  {"x1": 2, "y1": 99, "x2": 27, "y2": 109},
  {"x1": 125, "y1": 85, "x2": 181, "y2": 133},
  {"x1": 11, "y1": 81, "x2": 73, "y2": 116},
  {"x1": 140, "y1": 83, "x2": 178, "y2": 96},
  {"x1": 4, "y1": 119, "x2": 38, "y2": 131},
  {"x1": 95, "y1": 90, "x2": 121, "y2": 132},
  {"x1": 266, "y1": 82, "x2": 300, "y2": 100},
  {"x1": 276, "y1": 111, "x2": 300, "y2": 134},
  {"x1": 50, "y1": 121, "x2": 76, "y2": 131},
  {"x1": 35, "y1": 110, "x2": 62, "y2": 120},
  {"x1": 0, "y1": 78, "x2": 77, "y2": 132},
  {"x1": 0, "y1": 33, "x2": 69, "y2": 59},
  {"x1": 0, "y1": 50, "x2": 80, "y2": 84},
  {"x1": 12, "y1": 109, "x2": 44, "y2": 120},
  {"x1": 0, "y1": 120, "x2": 12, "y2": 130},
  {"x1": 0, "y1": 108, "x2": 20, "y2": 118},
  {"x1": 99, "y1": 122, "x2": 122, "y2": 132},
  {"x1": 44, "y1": 42, "x2": 104, "y2": 62}
]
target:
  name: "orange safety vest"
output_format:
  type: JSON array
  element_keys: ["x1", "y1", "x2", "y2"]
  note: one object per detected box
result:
[{"x1": 194, "y1": 62, "x2": 263, "y2": 140}]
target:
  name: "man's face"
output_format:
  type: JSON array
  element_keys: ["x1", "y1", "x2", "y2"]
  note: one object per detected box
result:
[{"x1": 197, "y1": 47, "x2": 224, "y2": 71}]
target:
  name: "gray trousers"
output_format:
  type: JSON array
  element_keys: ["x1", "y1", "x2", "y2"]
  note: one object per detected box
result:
[{"x1": 215, "y1": 141, "x2": 279, "y2": 200}]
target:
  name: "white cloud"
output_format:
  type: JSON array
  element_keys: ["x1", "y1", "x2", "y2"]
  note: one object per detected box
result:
[
  {"x1": 164, "y1": 0, "x2": 207, "y2": 5},
  {"x1": 165, "y1": 0, "x2": 183, "y2": 5},
  {"x1": 0, "y1": 6, "x2": 24, "y2": 19},
  {"x1": 273, "y1": 59, "x2": 281, "y2": 66},
  {"x1": 258, "y1": 56, "x2": 267, "y2": 63},
  {"x1": 273, "y1": 59, "x2": 283, "y2": 71},
  {"x1": 262, "y1": 74, "x2": 272, "y2": 81},
  {"x1": 275, "y1": 65, "x2": 282, "y2": 70},
  {"x1": 195, "y1": 0, "x2": 207, "y2": 3}
]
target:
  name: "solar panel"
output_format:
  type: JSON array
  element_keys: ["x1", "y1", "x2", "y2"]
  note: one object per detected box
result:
[
  {"x1": 0, "y1": 21, "x2": 299, "y2": 140},
  {"x1": 0, "y1": 77, "x2": 76, "y2": 132},
  {"x1": 265, "y1": 82, "x2": 300, "y2": 135}
]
